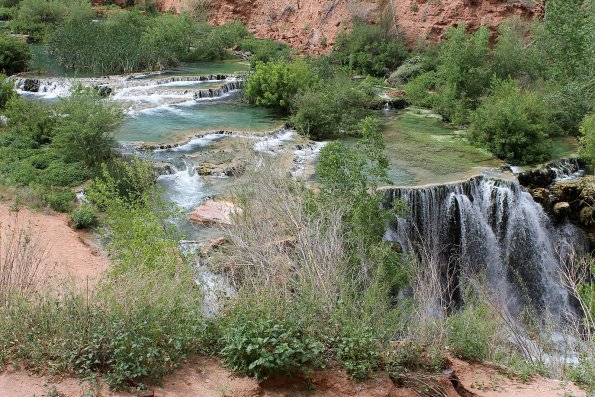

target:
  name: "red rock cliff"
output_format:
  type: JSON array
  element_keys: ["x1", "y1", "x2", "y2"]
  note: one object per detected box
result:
[{"x1": 158, "y1": 0, "x2": 543, "y2": 53}]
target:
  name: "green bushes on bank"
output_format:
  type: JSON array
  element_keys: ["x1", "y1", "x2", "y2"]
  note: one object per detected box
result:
[
  {"x1": 0, "y1": 34, "x2": 30, "y2": 75},
  {"x1": 0, "y1": 87, "x2": 122, "y2": 211},
  {"x1": 468, "y1": 79, "x2": 552, "y2": 164}
]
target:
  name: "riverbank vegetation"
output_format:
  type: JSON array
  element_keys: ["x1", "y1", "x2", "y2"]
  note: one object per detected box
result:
[{"x1": 0, "y1": 85, "x2": 122, "y2": 211}]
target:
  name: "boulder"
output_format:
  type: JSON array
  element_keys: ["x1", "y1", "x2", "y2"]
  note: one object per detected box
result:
[
  {"x1": 23, "y1": 79, "x2": 40, "y2": 92},
  {"x1": 189, "y1": 200, "x2": 242, "y2": 225},
  {"x1": 153, "y1": 162, "x2": 175, "y2": 176},
  {"x1": 553, "y1": 201, "x2": 570, "y2": 221},
  {"x1": 531, "y1": 187, "x2": 550, "y2": 206}
]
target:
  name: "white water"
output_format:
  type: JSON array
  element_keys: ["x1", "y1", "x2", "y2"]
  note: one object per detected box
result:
[{"x1": 157, "y1": 161, "x2": 206, "y2": 210}]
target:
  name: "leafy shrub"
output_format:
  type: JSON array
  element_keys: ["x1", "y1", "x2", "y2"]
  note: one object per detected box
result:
[
  {"x1": 331, "y1": 324, "x2": 380, "y2": 380},
  {"x1": 245, "y1": 58, "x2": 316, "y2": 109},
  {"x1": 403, "y1": 71, "x2": 436, "y2": 108},
  {"x1": 10, "y1": 0, "x2": 92, "y2": 40},
  {"x1": 333, "y1": 20, "x2": 408, "y2": 77},
  {"x1": 388, "y1": 341, "x2": 445, "y2": 375},
  {"x1": 468, "y1": 79, "x2": 552, "y2": 164},
  {"x1": 240, "y1": 38, "x2": 290, "y2": 67},
  {"x1": 220, "y1": 317, "x2": 324, "y2": 380},
  {"x1": 386, "y1": 55, "x2": 425, "y2": 87},
  {"x1": 38, "y1": 160, "x2": 91, "y2": 187},
  {"x1": 0, "y1": 73, "x2": 14, "y2": 108},
  {"x1": 0, "y1": 34, "x2": 30, "y2": 75},
  {"x1": 290, "y1": 74, "x2": 376, "y2": 139},
  {"x1": 566, "y1": 352, "x2": 595, "y2": 394},
  {"x1": 447, "y1": 304, "x2": 497, "y2": 362},
  {"x1": 87, "y1": 158, "x2": 181, "y2": 274},
  {"x1": 42, "y1": 188, "x2": 75, "y2": 212},
  {"x1": 189, "y1": 21, "x2": 251, "y2": 61},
  {"x1": 70, "y1": 204, "x2": 97, "y2": 229},
  {"x1": 0, "y1": 7, "x2": 14, "y2": 20}
]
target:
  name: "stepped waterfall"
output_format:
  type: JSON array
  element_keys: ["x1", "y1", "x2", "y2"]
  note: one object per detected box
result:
[{"x1": 384, "y1": 175, "x2": 590, "y2": 320}]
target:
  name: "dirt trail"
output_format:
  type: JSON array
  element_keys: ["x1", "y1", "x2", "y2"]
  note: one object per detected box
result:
[{"x1": 0, "y1": 203, "x2": 110, "y2": 286}]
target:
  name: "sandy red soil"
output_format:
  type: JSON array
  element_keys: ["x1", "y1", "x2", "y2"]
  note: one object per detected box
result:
[{"x1": 0, "y1": 203, "x2": 110, "y2": 287}]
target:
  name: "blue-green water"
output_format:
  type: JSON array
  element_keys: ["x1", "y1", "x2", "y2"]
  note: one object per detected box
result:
[{"x1": 118, "y1": 100, "x2": 285, "y2": 143}]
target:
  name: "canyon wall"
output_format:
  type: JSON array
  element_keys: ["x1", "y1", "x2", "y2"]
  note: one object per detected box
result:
[{"x1": 157, "y1": 0, "x2": 542, "y2": 53}]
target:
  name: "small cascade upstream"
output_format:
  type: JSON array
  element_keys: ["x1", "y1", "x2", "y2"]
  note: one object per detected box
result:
[
  {"x1": 385, "y1": 175, "x2": 590, "y2": 319},
  {"x1": 10, "y1": 74, "x2": 245, "y2": 111}
]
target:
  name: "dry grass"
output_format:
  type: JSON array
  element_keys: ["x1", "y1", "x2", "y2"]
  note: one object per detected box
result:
[
  {"x1": 0, "y1": 209, "x2": 47, "y2": 303},
  {"x1": 209, "y1": 158, "x2": 347, "y2": 307}
]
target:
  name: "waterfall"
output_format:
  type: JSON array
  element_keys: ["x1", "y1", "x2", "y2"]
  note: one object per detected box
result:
[
  {"x1": 384, "y1": 176, "x2": 590, "y2": 319},
  {"x1": 193, "y1": 80, "x2": 244, "y2": 100}
]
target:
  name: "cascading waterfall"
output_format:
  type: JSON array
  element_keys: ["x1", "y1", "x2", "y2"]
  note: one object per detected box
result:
[
  {"x1": 157, "y1": 160, "x2": 206, "y2": 210},
  {"x1": 384, "y1": 175, "x2": 590, "y2": 320}
]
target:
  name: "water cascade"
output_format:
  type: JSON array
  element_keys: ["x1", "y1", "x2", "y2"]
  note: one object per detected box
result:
[{"x1": 384, "y1": 175, "x2": 590, "y2": 319}]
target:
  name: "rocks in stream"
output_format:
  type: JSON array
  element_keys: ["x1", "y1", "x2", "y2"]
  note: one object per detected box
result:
[
  {"x1": 153, "y1": 162, "x2": 175, "y2": 176},
  {"x1": 198, "y1": 159, "x2": 245, "y2": 177},
  {"x1": 22, "y1": 79, "x2": 40, "y2": 92},
  {"x1": 189, "y1": 200, "x2": 242, "y2": 225}
]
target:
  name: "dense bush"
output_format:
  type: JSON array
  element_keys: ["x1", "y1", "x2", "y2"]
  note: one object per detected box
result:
[
  {"x1": 70, "y1": 204, "x2": 98, "y2": 229},
  {"x1": 220, "y1": 315, "x2": 324, "y2": 380},
  {"x1": 0, "y1": 34, "x2": 30, "y2": 75},
  {"x1": 447, "y1": 304, "x2": 497, "y2": 362},
  {"x1": 10, "y1": 0, "x2": 93, "y2": 40},
  {"x1": 468, "y1": 79, "x2": 551, "y2": 164},
  {"x1": 245, "y1": 58, "x2": 316, "y2": 109},
  {"x1": 239, "y1": 38, "x2": 291, "y2": 67},
  {"x1": 189, "y1": 21, "x2": 251, "y2": 61},
  {"x1": 0, "y1": 90, "x2": 122, "y2": 210},
  {"x1": 290, "y1": 74, "x2": 376, "y2": 139},
  {"x1": 87, "y1": 158, "x2": 182, "y2": 274},
  {"x1": 333, "y1": 20, "x2": 408, "y2": 77},
  {"x1": 0, "y1": 73, "x2": 14, "y2": 108}
]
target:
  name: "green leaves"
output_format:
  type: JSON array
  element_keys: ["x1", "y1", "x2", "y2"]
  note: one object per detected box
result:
[
  {"x1": 468, "y1": 78, "x2": 552, "y2": 164},
  {"x1": 220, "y1": 318, "x2": 324, "y2": 380},
  {"x1": 0, "y1": 34, "x2": 30, "y2": 75},
  {"x1": 245, "y1": 59, "x2": 316, "y2": 110}
]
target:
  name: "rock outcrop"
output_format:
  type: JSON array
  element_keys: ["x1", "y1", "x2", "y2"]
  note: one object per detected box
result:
[
  {"x1": 100, "y1": 0, "x2": 539, "y2": 54},
  {"x1": 189, "y1": 200, "x2": 242, "y2": 225}
]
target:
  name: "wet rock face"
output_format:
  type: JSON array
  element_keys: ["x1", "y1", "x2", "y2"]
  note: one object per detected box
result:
[
  {"x1": 22, "y1": 79, "x2": 40, "y2": 92},
  {"x1": 518, "y1": 168, "x2": 556, "y2": 189}
]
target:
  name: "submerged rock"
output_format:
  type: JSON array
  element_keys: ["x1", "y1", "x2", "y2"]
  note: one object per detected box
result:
[{"x1": 189, "y1": 200, "x2": 242, "y2": 225}]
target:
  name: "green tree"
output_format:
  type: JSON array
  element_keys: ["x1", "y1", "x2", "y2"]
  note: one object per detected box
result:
[
  {"x1": 290, "y1": 74, "x2": 374, "y2": 139},
  {"x1": 0, "y1": 34, "x2": 30, "y2": 75},
  {"x1": 539, "y1": 0, "x2": 594, "y2": 81},
  {"x1": 245, "y1": 59, "x2": 316, "y2": 109},
  {"x1": 333, "y1": 20, "x2": 408, "y2": 77},
  {"x1": 52, "y1": 87, "x2": 123, "y2": 168},
  {"x1": 468, "y1": 79, "x2": 551, "y2": 164}
]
